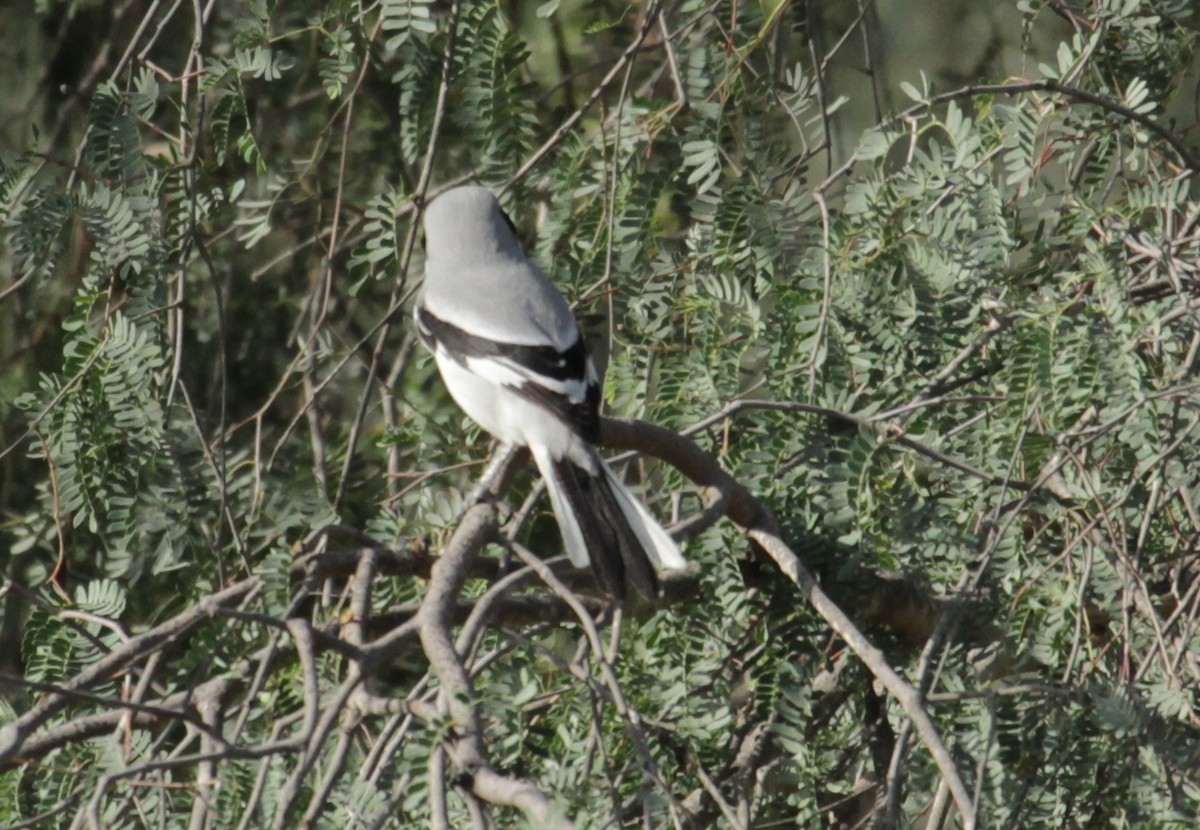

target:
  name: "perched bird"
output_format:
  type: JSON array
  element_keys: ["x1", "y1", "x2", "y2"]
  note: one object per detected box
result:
[{"x1": 414, "y1": 185, "x2": 686, "y2": 598}]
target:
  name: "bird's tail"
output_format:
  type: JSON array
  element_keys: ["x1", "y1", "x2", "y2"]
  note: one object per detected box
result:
[{"x1": 530, "y1": 444, "x2": 685, "y2": 599}]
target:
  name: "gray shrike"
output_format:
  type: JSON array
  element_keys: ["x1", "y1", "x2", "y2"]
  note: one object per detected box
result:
[{"x1": 414, "y1": 185, "x2": 686, "y2": 598}]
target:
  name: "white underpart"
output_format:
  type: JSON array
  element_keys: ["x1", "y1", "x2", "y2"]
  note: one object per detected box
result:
[
  {"x1": 433, "y1": 346, "x2": 684, "y2": 573},
  {"x1": 433, "y1": 350, "x2": 579, "y2": 454}
]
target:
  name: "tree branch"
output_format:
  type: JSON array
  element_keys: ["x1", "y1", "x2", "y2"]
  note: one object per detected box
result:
[
  {"x1": 597, "y1": 415, "x2": 978, "y2": 829},
  {"x1": 0, "y1": 579, "x2": 258, "y2": 769},
  {"x1": 415, "y1": 503, "x2": 574, "y2": 828},
  {"x1": 894, "y1": 79, "x2": 1200, "y2": 173}
]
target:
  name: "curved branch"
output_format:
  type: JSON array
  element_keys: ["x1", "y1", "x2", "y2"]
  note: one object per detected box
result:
[
  {"x1": 415, "y1": 503, "x2": 574, "y2": 828},
  {"x1": 4, "y1": 412, "x2": 980, "y2": 829},
  {"x1": 0, "y1": 579, "x2": 258, "y2": 769},
  {"x1": 598, "y1": 415, "x2": 978, "y2": 829},
  {"x1": 600, "y1": 416, "x2": 769, "y2": 529}
]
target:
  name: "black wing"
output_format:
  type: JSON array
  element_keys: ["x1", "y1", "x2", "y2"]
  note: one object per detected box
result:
[{"x1": 415, "y1": 303, "x2": 601, "y2": 442}]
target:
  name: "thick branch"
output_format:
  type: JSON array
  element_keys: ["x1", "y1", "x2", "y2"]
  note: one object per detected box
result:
[
  {"x1": 6, "y1": 411, "x2": 981, "y2": 829},
  {"x1": 600, "y1": 416, "x2": 768, "y2": 528},
  {"x1": 598, "y1": 415, "x2": 978, "y2": 829},
  {"x1": 415, "y1": 503, "x2": 573, "y2": 828}
]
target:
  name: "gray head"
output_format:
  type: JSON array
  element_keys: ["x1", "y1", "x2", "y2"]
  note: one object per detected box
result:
[{"x1": 423, "y1": 185, "x2": 523, "y2": 268}]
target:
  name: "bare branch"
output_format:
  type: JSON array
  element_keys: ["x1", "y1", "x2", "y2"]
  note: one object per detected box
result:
[
  {"x1": 0, "y1": 579, "x2": 258, "y2": 769},
  {"x1": 415, "y1": 503, "x2": 574, "y2": 828},
  {"x1": 597, "y1": 416, "x2": 978, "y2": 829}
]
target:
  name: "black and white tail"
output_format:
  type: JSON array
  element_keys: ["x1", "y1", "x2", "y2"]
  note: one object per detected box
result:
[{"x1": 530, "y1": 444, "x2": 686, "y2": 599}]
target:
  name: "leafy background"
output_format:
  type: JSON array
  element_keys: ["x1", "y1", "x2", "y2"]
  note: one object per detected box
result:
[{"x1": 1, "y1": 0, "x2": 1198, "y2": 827}]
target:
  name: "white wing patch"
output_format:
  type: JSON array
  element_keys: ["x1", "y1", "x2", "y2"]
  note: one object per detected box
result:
[{"x1": 459, "y1": 352, "x2": 593, "y2": 404}]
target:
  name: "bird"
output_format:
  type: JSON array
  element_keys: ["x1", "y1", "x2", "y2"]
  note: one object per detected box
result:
[{"x1": 413, "y1": 184, "x2": 686, "y2": 599}]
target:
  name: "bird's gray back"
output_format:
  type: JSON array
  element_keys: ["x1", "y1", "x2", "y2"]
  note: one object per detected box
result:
[{"x1": 421, "y1": 258, "x2": 579, "y2": 348}]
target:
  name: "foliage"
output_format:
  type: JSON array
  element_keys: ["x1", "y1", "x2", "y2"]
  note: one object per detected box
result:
[{"x1": 2, "y1": 0, "x2": 1199, "y2": 828}]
